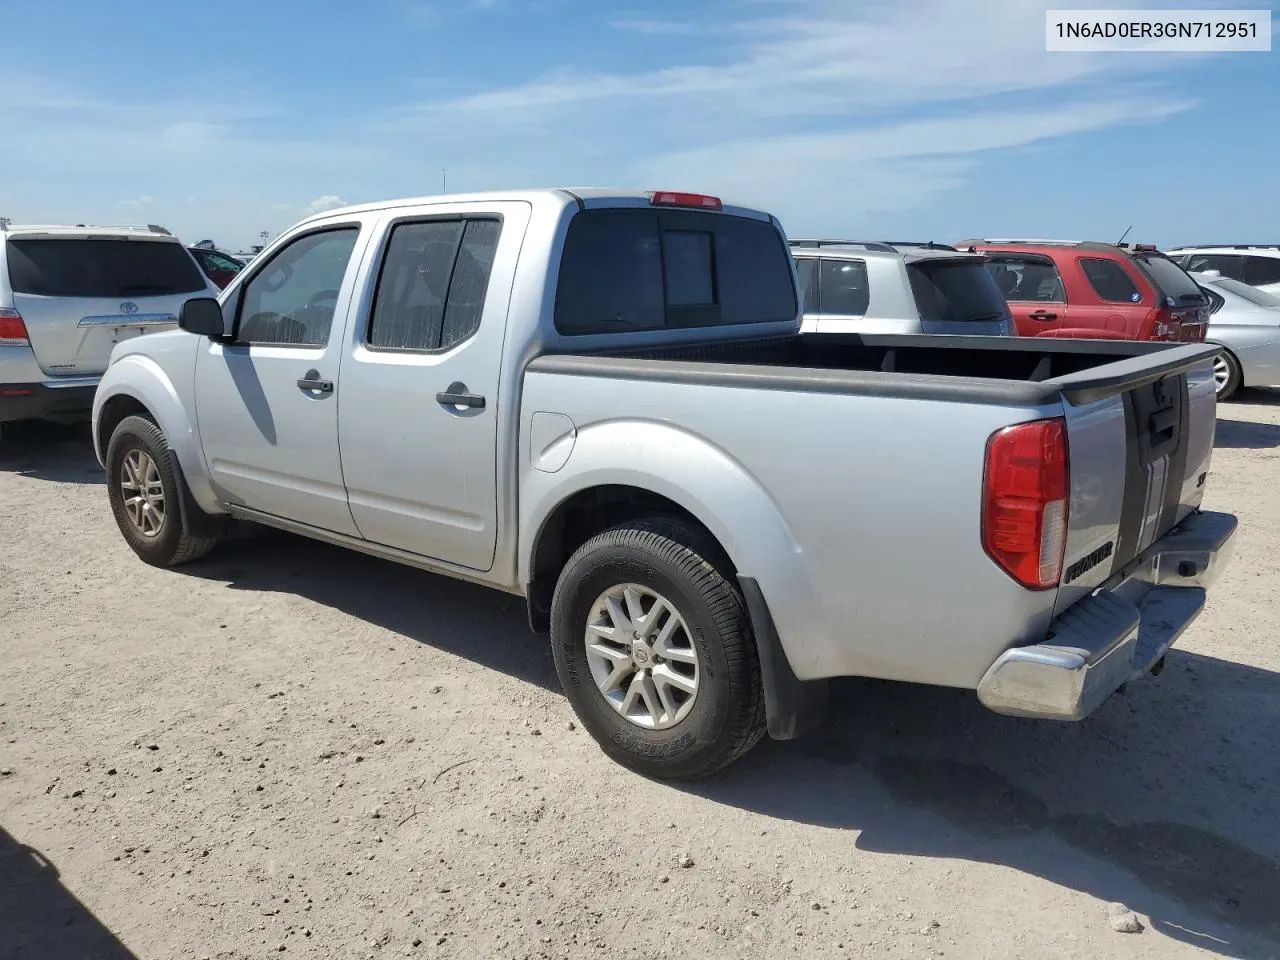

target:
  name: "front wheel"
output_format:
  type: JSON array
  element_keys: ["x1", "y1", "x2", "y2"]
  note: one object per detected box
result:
[
  {"x1": 549, "y1": 518, "x2": 766, "y2": 779},
  {"x1": 1213, "y1": 350, "x2": 1242, "y2": 402},
  {"x1": 106, "y1": 415, "x2": 218, "y2": 567}
]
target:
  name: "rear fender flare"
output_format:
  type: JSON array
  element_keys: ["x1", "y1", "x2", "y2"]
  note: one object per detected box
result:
[{"x1": 520, "y1": 419, "x2": 822, "y2": 679}]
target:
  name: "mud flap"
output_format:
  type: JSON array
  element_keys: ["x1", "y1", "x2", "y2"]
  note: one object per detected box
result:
[{"x1": 738, "y1": 576, "x2": 828, "y2": 740}]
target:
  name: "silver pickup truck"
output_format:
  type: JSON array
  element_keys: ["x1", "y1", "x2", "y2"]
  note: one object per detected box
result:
[{"x1": 92, "y1": 188, "x2": 1237, "y2": 779}]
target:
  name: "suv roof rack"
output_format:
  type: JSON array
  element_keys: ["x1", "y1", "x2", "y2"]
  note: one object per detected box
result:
[
  {"x1": 1167, "y1": 244, "x2": 1280, "y2": 251},
  {"x1": 789, "y1": 238, "x2": 897, "y2": 252},
  {"x1": 94, "y1": 223, "x2": 174, "y2": 236},
  {"x1": 958, "y1": 238, "x2": 1084, "y2": 246},
  {"x1": 882, "y1": 240, "x2": 959, "y2": 252},
  {"x1": 0, "y1": 222, "x2": 173, "y2": 236},
  {"x1": 958, "y1": 238, "x2": 1164, "y2": 255}
]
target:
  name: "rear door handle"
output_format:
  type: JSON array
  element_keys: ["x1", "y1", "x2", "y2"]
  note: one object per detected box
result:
[
  {"x1": 1029, "y1": 310, "x2": 1058, "y2": 321},
  {"x1": 297, "y1": 369, "x2": 334, "y2": 395},
  {"x1": 436, "y1": 381, "x2": 486, "y2": 409}
]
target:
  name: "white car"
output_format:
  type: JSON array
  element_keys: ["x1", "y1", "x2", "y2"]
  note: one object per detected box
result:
[
  {"x1": 1170, "y1": 246, "x2": 1280, "y2": 298},
  {"x1": 0, "y1": 223, "x2": 215, "y2": 440},
  {"x1": 1192, "y1": 270, "x2": 1280, "y2": 400}
]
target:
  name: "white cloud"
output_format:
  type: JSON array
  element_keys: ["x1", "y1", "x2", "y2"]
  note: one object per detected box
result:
[
  {"x1": 0, "y1": 0, "x2": 1235, "y2": 245},
  {"x1": 305, "y1": 195, "x2": 347, "y2": 215},
  {"x1": 113, "y1": 195, "x2": 156, "y2": 214},
  {"x1": 635, "y1": 98, "x2": 1193, "y2": 232}
]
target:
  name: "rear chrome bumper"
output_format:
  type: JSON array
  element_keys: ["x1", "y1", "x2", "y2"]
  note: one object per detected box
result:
[{"x1": 977, "y1": 510, "x2": 1237, "y2": 721}]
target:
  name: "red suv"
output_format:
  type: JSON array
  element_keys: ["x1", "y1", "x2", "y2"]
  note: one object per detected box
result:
[{"x1": 957, "y1": 240, "x2": 1209, "y2": 342}]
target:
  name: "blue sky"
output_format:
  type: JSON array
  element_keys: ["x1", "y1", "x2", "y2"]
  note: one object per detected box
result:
[{"x1": 1, "y1": 0, "x2": 1276, "y2": 250}]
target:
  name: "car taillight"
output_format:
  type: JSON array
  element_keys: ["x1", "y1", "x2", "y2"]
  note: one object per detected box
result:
[
  {"x1": 0, "y1": 308, "x2": 29, "y2": 346},
  {"x1": 982, "y1": 417, "x2": 1069, "y2": 590},
  {"x1": 1147, "y1": 308, "x2": 1175, "y2": 340}
]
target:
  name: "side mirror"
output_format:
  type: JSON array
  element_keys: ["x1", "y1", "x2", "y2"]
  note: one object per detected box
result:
[{"x1": 179, "y1": 297, "x2": 226, "y2": 338}]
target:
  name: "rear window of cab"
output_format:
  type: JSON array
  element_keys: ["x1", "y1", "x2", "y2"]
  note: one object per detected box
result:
[{"x1": 553, "y1": 209, "x2": 797, "y2": 334}]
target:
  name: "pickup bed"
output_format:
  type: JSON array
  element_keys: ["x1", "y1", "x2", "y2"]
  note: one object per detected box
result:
[{"x1": 92, "y1": 188, "x2": 1237, "y2": 778}]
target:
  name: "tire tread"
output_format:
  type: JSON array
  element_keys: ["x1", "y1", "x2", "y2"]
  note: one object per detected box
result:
[{"x1": 107, "y1": 415, "x2": 218, "y2": 567}]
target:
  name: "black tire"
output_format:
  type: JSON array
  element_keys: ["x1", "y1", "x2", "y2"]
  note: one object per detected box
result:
[
  {"x1": 1214, "y1": 349, "x2": 1242, "y2": 402},
  {"x1": 550, "y1": 518, "x2": 766, "y2": 779},
  {"x1": 106, "y1": 415, "x2": 218, "y2": 567}
]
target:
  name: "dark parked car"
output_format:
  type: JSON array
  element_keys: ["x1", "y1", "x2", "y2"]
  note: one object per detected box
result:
[{"x1": 187, "y1": 245, "x2": 244, "y2": 289}]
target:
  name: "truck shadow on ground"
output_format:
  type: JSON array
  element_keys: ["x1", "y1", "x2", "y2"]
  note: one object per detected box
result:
[
  {"x1": 192, "y1": 529, "x2": 1279, "y2": 957},
  {"x1": 0, "y1": 828, "x2": 138, "y2": 959},
  {"x1": 691, "y1": 653, "x2": 1280, "y2": 959},
  {"x1": 1215, "y1": 415, "x2": 1280, "y2": 449},
  {"x1": 1224, "y1": 387, "x2": 1280, "y2": 407},
  {"x1": 189, "y1": 526, "x2": 559, "y2": 692},
  {"x1": 0, "y1": 422, "x2": 104, "y2": 484}
]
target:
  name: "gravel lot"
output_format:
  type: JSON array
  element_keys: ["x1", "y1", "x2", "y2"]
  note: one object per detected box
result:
[{"x1": 2, "y1": 395, "x2": 1279, "y2": 960}]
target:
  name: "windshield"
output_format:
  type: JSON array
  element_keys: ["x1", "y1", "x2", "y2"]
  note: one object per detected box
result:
[
  {"x1": 907, "y1": 260, "x2": 1010, "y2": 323},
  {"x1": 1210, "y1": 276, "x2": 1280, "y2": 308},
  {"x1": 7, "y1": 238, "x2": 207, "y2": 298},
  {"x1": 1132, "y1": 253, "x2": 1206, "y2": 304}
]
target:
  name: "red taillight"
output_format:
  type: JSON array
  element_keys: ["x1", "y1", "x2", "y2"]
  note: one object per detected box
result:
[
  {"x1": 982, "y1": 417, "x2": 1069, "y2": 590},
  {"x1": 1147, "y1": 308, "x2": 1175, "y2": 341},
  {"x1": 650, "y1": 191, "x2": 723, "y2": 211},
  {"x1": 0, "y1": 308, "x2": 29, "y2": 346}
]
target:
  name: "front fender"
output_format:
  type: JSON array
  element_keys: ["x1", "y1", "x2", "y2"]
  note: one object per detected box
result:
[
  {"x1": 520, "y1": 418, "x2": 824, "y2": 678},
  {"x1": 93, "y1": 355, "x2": 222, "y2": 516}
]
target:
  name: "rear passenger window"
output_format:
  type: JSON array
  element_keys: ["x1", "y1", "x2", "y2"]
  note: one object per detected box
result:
[
  {"x1": 984, "y1": 255, "x2": 1065, "y2": 302},
  {"x1": 237, "y1": 228, "x2": 359, "y2": 346},
  {"x1": 1186, "y1": 253, "x2": 1245, "y2": 281},
  {"x1": 1245, "y1": 256, "x2": 1280, "y2": 287},
  {"x1": 793, "y1": 258, "x2": 818, "y2": 313},
  {"x1": 818, "y1": 259, "x2": 869, "y2": 315},
  {"x1": 554, "y1": 208, "x2": 796, "y2": 334},
  {"x1": 1080, "y1": 257, "x2": 1142, "y2": 303},
  {"x1": 368, "y1": 218, "x2": 501, "y2": 352}
]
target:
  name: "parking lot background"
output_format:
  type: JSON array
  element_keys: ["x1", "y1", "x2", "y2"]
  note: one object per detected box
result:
[{"x1": 3, "y1": 396, "x2": 1279, "y2": 960}]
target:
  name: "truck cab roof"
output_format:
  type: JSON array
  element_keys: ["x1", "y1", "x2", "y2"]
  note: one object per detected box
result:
[{"x1": 294, "y1": 188, "x2": 777, "y2": 230}]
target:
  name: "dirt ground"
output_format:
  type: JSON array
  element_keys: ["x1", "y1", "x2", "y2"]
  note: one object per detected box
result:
[{"x1": 2, "y1": 394, "x2": 1279, "y2": 960}]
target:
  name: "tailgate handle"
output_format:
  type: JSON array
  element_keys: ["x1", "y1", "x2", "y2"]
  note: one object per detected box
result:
[{"x1": 1149, "y1": 408, "x2": 1177, "y2": 438}]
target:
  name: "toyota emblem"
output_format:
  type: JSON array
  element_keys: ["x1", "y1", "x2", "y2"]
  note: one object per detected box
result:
[{"x1": 120, "y1": 301, "x2": 139, "y2": 315}]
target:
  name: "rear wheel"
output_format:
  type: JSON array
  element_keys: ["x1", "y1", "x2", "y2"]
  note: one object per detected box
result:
[
  {"x1": 550, "y1": 518, "x2": 766, "y2": 779},
  {"x1": 106, "y1": 415, "x2": 219, "y2": 566},
  {"x1": 1213, "y1": 350, "x2": 1242, "y2": 402}
]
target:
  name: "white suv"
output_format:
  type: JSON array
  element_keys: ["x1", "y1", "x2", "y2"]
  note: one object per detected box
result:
[
  {"x1": 1168, "y1": 246, "x2": 1280, "y2": 297},
  {"x1": 790, "y1": 240, "x2": 1015, "y2": 337},
  {"x1": 0, "y1": 224, "x2": 214, "y2": 439}
]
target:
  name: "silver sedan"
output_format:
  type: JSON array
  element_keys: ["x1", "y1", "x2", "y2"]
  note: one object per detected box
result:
[{"x1": 1192, "y1": 271, "x2": 1280, "y2": 400}]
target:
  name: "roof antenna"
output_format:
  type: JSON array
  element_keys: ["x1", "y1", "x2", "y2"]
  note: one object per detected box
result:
[{"x1": 1116, "y1": 224, "x2": 1133, "y2": 246}]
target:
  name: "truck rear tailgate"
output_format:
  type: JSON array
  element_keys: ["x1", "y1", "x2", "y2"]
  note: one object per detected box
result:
[{"x1": 1049, "y1": 344, "x2": 1220, "y2": 616}]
